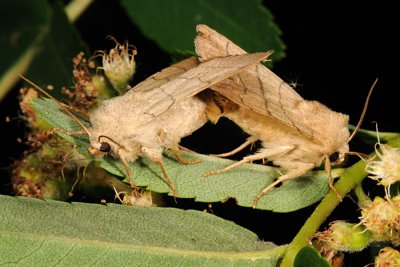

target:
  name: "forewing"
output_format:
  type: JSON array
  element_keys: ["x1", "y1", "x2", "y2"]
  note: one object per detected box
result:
[
  {"x1": 195, "y1": 24, "x2": 317, "y2": 139},
  {"x1": 135, "y1": 52, "x2": 271, "y2": 118},
  {"x1": 127, "y1": 57, "x2": 200, "y2": 95}
]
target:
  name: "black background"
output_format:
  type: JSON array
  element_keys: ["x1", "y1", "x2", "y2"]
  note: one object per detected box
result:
[{"x1": 1, "y1": 1, "x2": 399, "y2": 265}]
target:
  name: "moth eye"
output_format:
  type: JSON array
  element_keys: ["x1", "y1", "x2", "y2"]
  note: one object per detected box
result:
[
  {"x1": 329, "y1": 152, "x2": 340, "y2": 162},
  {"x1": 100, "y1": 142, "x2": 111, "y2": 152}
]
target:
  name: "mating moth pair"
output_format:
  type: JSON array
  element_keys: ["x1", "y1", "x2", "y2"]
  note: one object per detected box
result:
[{"x1": 23, "y1": 25, "x2": 360, "y2": 208}]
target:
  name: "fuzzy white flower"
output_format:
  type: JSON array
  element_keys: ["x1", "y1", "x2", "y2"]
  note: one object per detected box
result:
[
  {"x1": 101, "y1": 38, "x2": 136, "y2": 94},
  {"x1": 366, "y1": 143, "x2": 400, "y2": 196},
  {"x1": 113, "y1": 186, "x2": 153, "y2": 207}
]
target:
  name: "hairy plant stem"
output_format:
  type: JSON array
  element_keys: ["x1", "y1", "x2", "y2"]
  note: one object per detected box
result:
[
  {"x1": 65, "y1": 0, "x2": 94, "y2": 22},
  {"x1": 281, "y1": 159, "x2": 368, "y2": 266}
]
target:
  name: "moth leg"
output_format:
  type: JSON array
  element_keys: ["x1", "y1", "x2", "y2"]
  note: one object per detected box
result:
[
  {"x1": 118, "y1": 156, "x2": 136, "y2": 189},
  {"x1": 171, "y1": 148, "x2": 201, "y2": 164},
  {"x1": 158, "y1": 129, "x2": 201, "y2": 164},
  {"x1": 155, "y1": 160, "x2": 178, "y2": 199},
  {"x1": 204, "y1": 145, "x2": 294, "y2": 176},
  {"x1": 210, "y1": 136, "x2": 258, "y2": 158},
  {"x1": 141, "y1": 147, "x2": 178, "y2": 198},
  {"x1": 325, "y1": 155, "x2": 342, "y2": 202},
  {"x1": 252, "y1": 163, "x2": 314, "y2": 209}
]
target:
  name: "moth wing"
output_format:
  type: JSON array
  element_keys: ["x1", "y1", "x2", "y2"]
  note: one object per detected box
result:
[
  {"x1": 127, "y1": 57, "x2": 200, "y2": 95},
  {"x1": 135, "y1": 52, "x2": 271, "y2": 118},
  {"x1": 194, "y1": 24, "x2": 318, "y2": 140}
]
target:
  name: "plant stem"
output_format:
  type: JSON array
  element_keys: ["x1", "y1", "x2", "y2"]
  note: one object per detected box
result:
[
  {"x1": 65, "y1": 0, "x2": 94, "y2": 23},
  {"x1": 354, "y1": 184, "x2": 372, "y2": 208},
  {"x1": 280, "y1": 159, "x2": 368, "y2": 266}
]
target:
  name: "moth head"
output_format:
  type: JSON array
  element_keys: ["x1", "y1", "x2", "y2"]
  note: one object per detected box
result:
[
  {"x1": 88, "y1": 135, "x2": 123, "y2": 158},
  {"x1": 328, "y1": 138, "x2": 350, "y2": 166},
  {"x1": 329, "y1": 151, "x2": 346, "y2": 166}
]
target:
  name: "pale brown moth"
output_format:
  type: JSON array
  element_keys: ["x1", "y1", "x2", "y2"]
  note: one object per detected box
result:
[
  {"x1": 195, "y1": 24, "x2": 371, "y2": 208},
  {"x1": 21, "y1": 51, "x2": 270, "y2": 197}
]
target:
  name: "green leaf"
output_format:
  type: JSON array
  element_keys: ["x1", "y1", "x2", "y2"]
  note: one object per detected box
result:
[
  {"x1": 30, "y1": 97, "x2": 338, "y2": 212},
  {"x1": 0, "y1": 0, "x2": 51, "y2": 100},
  {"x1": 25, "y1": 1, "x2": 89, "y2": 96},
  {"x1": 0, "y1": 195, "x2": 282, "y2": 266},
  {"x1": 121, "y1": 0, "x2": 285, "y2": 62},
  {"x1": 294, "y1": 246, "x2": 331, "y2": 267}
]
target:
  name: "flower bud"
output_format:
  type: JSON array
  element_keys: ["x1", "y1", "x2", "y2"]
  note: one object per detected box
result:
[{"x1": 101, "y1": 40, "x2": 136, "y2": 95}]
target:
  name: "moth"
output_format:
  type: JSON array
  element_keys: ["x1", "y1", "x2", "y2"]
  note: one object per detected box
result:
[
  {"x1": 195, "y1": 24, "x2": 371, "y2": 208},
  {"x1": 21, "y1": 51, "x2": 270, "y2": 197}
]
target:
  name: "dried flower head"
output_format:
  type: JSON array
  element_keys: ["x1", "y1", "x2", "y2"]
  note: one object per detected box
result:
[
  {"x1": 101, "y1": 37, "x2": 136, "y2": 94},
  {"x1": 360, "y1": 196, "x2": 400, "y2": 245},
  {"x1": 375, "y1": 247, "x2": 400, "y2": 267}
]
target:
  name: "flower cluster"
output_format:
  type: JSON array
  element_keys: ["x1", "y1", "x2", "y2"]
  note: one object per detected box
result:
[{"x1": 366, "y1": 143, "x2": 400, "y2": 197}]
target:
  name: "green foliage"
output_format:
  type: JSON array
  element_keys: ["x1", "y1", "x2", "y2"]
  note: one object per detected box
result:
[
  {"x1": 4, "y1": 1, "x2": 398, "y2": 266},
  {"x1": 0, "y1": 1, "x2": 288, "y2": 264},
  {"x1": 121, "y1": 0, "x2": 285, "y2": 61},
  {"x1": 0, "y1": 0, "x2": 50, "y2": 99},
  {"x1": 0, "y1": 195, "x2": 282, "y2": 266},
  {"x1": 26, "y1": 1, "x2": 89, "y2": 93},
  {"x1": 294, "y1": 246, "x2": 331, "y2": 267},
  {"x1": 0, "y1": 1, "x2": 88, "y2": 100}
]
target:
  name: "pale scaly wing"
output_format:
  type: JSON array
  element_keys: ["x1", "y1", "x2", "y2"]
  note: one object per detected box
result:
[
  {"x1": 134, "y1": 52, "x2": 271, "y2": 118},
  {"x1": 194, "y1": 24, "x2": 349, "y2": 145}
]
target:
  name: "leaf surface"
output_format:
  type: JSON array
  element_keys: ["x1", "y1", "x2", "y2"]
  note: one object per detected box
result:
[
  {"x1": 25, "y1": 1, "x2": 89, "y2": 96},
  {"x1": 294, "y1": 246, "x2": 331, "y2": 267},
  {"x1": 0, "y1": 195, "x2": 281, "y2": 266},
  {"x1": 121, "y1": 0, "x2": 285, "y2": 62},
  {"x1": 0, "y1": 0, "x2": 50, "y2": 100}
]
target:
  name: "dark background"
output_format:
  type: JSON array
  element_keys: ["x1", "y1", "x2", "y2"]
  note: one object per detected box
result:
[{"x1": 1, "y1": 1, "x2": 399, "y2": 265}]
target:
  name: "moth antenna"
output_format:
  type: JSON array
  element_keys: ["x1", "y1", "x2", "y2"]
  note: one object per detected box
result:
[
  {"x1": 344, "y1": 151, "x2": 370, "y2": 160},
  {"x1": 347, "y1": 78, "x2": 378, "y2": 142},
  {"x1": 98, "y1": 135, "x2": 125, "y2": 149},
  {"x1": 19, "y1": 75, "x2": 91, "y2": 136}
]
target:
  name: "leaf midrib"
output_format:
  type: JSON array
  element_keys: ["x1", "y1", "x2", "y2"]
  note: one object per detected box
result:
[{"x1": 2, "y1": 230, "x2": 285, "y2": 260}]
